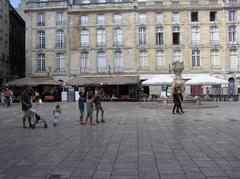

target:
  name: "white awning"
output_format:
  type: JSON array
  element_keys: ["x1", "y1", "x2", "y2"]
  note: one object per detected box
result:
[
  {"x1": 185, "y1": 76, "x2": 228, "y2": 85},
  {"x1": 141, "y1": 74, "x2": 228, "y2": 86},
  {"x1": 142, "y1": 75, "x2": 173, "y2": 86}
]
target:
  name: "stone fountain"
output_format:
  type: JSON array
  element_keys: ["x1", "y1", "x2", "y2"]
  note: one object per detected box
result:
[
  {"x1": 141, "y1": 61, "x2": 218, "y2": 108},
  {"x1": 171, "y1": 61, "x2": 186, "y2": 94}
]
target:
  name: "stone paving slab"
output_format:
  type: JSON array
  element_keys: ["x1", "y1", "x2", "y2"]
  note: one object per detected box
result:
[{"x1": 0, "y1": 102, "x2": 240, "y2": 179}]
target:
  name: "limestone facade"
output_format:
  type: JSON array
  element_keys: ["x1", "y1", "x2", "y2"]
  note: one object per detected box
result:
[{"x1": 25, "y1": 0, "x2": 240, "y2": 92}]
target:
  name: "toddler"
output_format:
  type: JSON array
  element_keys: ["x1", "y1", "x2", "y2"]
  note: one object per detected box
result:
[{"x1": 53, "y1": 105, "x2": 61, "y2": 127}]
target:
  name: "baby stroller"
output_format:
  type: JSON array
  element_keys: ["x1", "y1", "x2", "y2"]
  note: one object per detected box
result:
[{"x1": 28, "y1": 109, "x2": 48, "y2": 128}]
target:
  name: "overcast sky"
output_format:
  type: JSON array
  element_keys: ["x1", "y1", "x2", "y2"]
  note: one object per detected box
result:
[{"x1": 10, "y1": 0, "x2": 21, "y2": 8}]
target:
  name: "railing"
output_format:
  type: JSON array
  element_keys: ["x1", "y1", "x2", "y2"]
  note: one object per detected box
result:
[
  {"x1": 73, "y1": 0, "x2": 132, "y2": 4},
  {"x1": 97, "y1": 67, "x2": 106, "y2": 73},
  {"x1": 114, "y1": 66, "x2": 123, "y2": 73},
  {"x1": 26, "y1": 1, "x2": 67, "y2": 9},
  {"x1": 80, "y1": 68, "x2": 89, "y2": 73}
]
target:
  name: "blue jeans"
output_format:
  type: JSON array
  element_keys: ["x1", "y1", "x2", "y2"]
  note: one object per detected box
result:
[{"x1": 5, "y1": 96, "x2": 10, "y2": 107}]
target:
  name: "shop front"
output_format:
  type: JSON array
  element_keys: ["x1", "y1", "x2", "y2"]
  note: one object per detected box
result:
[{"x1": 64, "y1": 75, "x2": 139, "y2": 101}]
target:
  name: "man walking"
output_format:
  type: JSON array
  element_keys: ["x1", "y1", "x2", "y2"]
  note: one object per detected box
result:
[{"x1": 21, "y1": 87, "x2": 34, "y2": 128}]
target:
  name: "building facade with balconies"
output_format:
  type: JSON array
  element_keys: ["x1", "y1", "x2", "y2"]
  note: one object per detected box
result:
[{"x1": 25, "y1": 0, "x2": 240, "y2": 95}]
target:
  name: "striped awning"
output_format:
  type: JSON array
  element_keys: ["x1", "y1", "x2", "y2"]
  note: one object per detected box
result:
[{"x1": 65, "y1": 75, "x2": 138, "y2": 86}]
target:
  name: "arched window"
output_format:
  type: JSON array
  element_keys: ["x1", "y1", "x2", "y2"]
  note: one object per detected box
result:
[
  {"x1": 80, "y1": 29, "x2": 89, "y2": 47},
  {"x1": 156, "y1": 51, "x2": 165, "y2": 69},
  {"x1": 114, "y1": 51, "x2": 123, "y2": 72},
  {"x1": 97, "y1": 52, "x2": 106, "y2": 73},
  {"x1": 37, "y1": 31, "x2": 45, "y2": 48},
  {"x1": 192, "y1": 26, "x2": 200, "y2": 45},
  {"x1": 113, "y1": 28, "x2": 122, "y2": 46},
  {"x1": 192, "y1": 49, "x2": 200, "y2": 67},
  {"x1": 139, "y1": 51, "x2": 148, "y2": 69},
  {"x1": 229, "y1": 50, "x2": 238, "y2": 71},
  {"x1": 37, "y1": 53, "x2": 45, "y2": 72},
  {"x1": 172, "y1": 26, "x2": 180, "y2": 45},
  {"x1": 56, "y1": 30, "x2": 64, "y2": 48},
  {"x1": 80, "y1": 52, "x2": 89, "y2": 73},
  {"x1": 139, "y1": 27, "x2": 147, "y2": 45}
]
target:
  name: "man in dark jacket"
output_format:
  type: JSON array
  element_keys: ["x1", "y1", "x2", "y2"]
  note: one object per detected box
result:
[{"x1": 21, "y1": 87, "x2": 34, "y2": 128}]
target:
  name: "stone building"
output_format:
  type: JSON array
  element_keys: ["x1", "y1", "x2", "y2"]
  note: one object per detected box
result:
[
  {"x1": 0, "y1": 1, "x2": 25, "y2": 86},
  {"x1": 9, "y1": 4, "x2": 25, "y2": 80},
  {"x1": 25, "y1": 0, "x2": 240, "y2": 96},
  {"x1": 0, "y1": 0, "x2": 10, "y2": 85}
]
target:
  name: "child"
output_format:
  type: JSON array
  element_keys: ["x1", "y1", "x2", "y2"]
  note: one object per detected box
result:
[
  {"x1": 85, "y1": 92, "x2": 95, "y2": 126},
  {"x1": 78, "y1": 91, "x2": 85, "y2": 124},
  {"x1": 53, "y1": 105, "x2": 61, "y2": 127}
]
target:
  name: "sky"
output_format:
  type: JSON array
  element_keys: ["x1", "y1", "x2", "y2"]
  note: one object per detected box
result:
[{"x1": 10, "y1": 0, "x2": 21, "y2": 8}]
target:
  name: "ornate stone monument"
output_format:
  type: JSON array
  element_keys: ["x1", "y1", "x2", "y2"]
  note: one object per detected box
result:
[{"x1": 171, "y1": 61, "x2": 185, "y2": 93}]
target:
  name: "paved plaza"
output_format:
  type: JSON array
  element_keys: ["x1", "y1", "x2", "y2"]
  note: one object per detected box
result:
[{"x1": 1, "y1": 102, "x2": 240, "y2": 179}]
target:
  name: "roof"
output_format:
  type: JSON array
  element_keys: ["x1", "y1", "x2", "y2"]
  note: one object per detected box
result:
[{"x1": 65, "y1": 75, "x2": 138, "y2": 86}]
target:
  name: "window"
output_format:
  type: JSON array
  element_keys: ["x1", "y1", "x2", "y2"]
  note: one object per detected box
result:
[
  {"x1": 97, "y1": 15, "x2": 105, "y2": 25},
  {"x1": 139, "y1": 13, "x2": 146, "y2": 24},
  {"x1": 173, "y1": 50, "x2": 182, "y2": 62},
  {"x1": 139, "y1": 51, "x2": 148, "y2": 69},
  {"x1": 113, "y1": 14, "x2": 121, "y2": 25},
  {"x1": 80, "y1": 30, "x2": 89, "y2": 47},
  {"x1": 37, "y1": 31, "x2": 45, "y2": 48},
  {"x1": 56, "y1": 30, "x2": 64, "y2": 48},
  {"x1": 172, "y1": 26, "x2": 180, "y2": 45},
  {"x1": 172, "y1": 12, "x2": 180, "y2": 23},
  {"x1": 56, "y1": 53, "x2": 64, "y2": 71},
  {"x1": 156, "y1": 27, "x2": 164, "y2": 45},
  {"x1": 156, "y1": 51, "x2": 165, "y2": 69},
  {"x1": 80, "y1": 15, "x2": 88, "y2": 25},
  {"x1": 229, "y1": 50, "x2": 238, "y2": 71},
  {"x1": 56, "y1": 12, "x2": 63, "y2": 26},
  {"x1": 192, "y1": 50, "x2": 200, "y2": 67},
  {"x1": 191, "y1": 12, "x2": 198, "y2": 22},
  {"x1": 37, "y1": 53, "x2": 45, "y2": 72},
  {"x1": 98, "y1": 0, "x2": 106, "y2": 3},
  {"x1": 210, "y1": 26, "x2": 219, "y2": 45},
  {"x1": 97, "y1": 29, "x2": 105, "y2": 46},
  {"x1": 139, "y1": 27, "x2": 147, "y2": 45},
  {"x1": 82, "y1": 0, "x2": 90, "y2": 4},
  {"x1": 113, "y1": 28, "x2": 122, "y2": 46},
  {"x1": 210, "y1": 11, "x2": 217, "y2": 21},
  {"x1": 114, "y1": 52, "x2": 123, "y2": 72},
  {"x1": 211, "y1": 50, "x2": 220, "y2": 69},
  {"x1": 37, "y1": 13, "x2": 45, "y2": 26},
  {"x1": 228, "y1": 25, "x2": 237, "y2": 43},
  {"x1": 229, "y1": 10, "x2": 236, "y2": 22},
  {"x1": 191, "y1": 26, "x2": 200, "y2": 45},
  {"x1": 97, "y1": 52, "x2": 106, "y2": 73},
  {"x1": 80, "y1": 52, "x2": 89, "y2": 73},
  {"x1": 156, "y1": 12, "x2": 163, "y2": 23}
]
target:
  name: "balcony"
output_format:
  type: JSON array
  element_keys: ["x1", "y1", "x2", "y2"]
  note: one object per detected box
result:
[
  {"x1": 26, "y1": 0, "x2": 67, "y2": 10},
  {"x1": 97, "y1": 67, "x2": 106, "y2": 73},
  {"x1": 211, "y1": 65, "x2": 221, "y2": 70},
  {"x1": 80, "y1": 68, "x2": 90, "y2": 73},
  {"x1": 114, "y1": 66, "x2": 123, "y2": 73},
  {"x1": 228, "y1": 0, "x2": 240, "y2": 4}
]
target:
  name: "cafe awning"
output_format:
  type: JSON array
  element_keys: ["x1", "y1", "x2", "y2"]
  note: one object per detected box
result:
[
  {"x1": 5, "y1": 77, "x2": 62, "y2": 86},
  {"x1": 142, "y1": 75, "x2": 173, "y2": 86},
  {"x1": 65, "y1": 75, "x2": 138, "y2": 86},
  {"x1": 185, "y1": 76, "x2": 228, "y2": 85}
]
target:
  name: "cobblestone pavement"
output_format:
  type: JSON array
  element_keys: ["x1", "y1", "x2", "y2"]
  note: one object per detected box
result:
[{"x1": 1, "y1": 102, "x2": 240, "y2": 179}]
